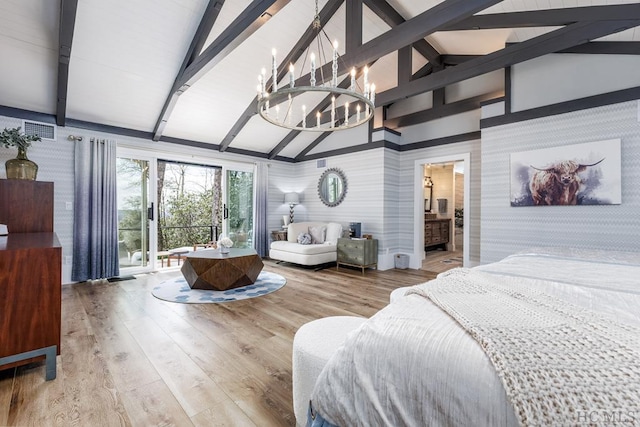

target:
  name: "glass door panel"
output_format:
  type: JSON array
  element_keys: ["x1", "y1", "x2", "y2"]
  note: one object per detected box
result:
[
  {"x1": 116, "y1": 157, "x2": 151, "y2": 271},
  {"x1": 225, "y1": 169, "x2": 254, "y2": 249},
  {"x1": 157, "y1": 160, "x2": 222, "y2": 256}
]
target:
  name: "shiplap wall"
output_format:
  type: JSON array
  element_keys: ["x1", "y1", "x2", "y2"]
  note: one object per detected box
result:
[
  {"x1": 266, "y1": 160, "x2": 298, "y2": 232},
  {"x1": 266, "y1": 148, "x2": 405, "y2": 269},
  {"x1": 480, "y1": 100, "x2": 640, "y2": 263}
]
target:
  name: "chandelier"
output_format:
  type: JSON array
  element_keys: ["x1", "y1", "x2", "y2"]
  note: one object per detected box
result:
[{"x1": 256, "y1": 0, "x2": 375, "y2": 132}]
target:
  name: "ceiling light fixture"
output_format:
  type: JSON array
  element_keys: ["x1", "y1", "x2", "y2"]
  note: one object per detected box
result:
[{"x1": 256, "y1": 0, "x2": 375, "y2": 132}]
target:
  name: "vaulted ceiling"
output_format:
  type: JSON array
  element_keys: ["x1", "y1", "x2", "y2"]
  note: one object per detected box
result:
[{"x1": 1, "y1": 0, "x2": 639, "y2": 161}]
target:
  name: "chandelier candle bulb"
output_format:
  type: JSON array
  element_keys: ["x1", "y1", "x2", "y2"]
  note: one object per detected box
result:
[
  {"x1": 364, "y1": 82, "x2": 370, "y2": 99},
  {"x1": 364, "y1": 66, "x2": 369, "y2": 88},
  {"x1": 287, "y1": 94, "x2": 292, "y2": 126},
  {"x1": 310, "y1": 53, "x2": 316, "y2": 87},
  {"x1": 316, "y1": 112, "x2": 321, "y2": 128},
  {"x1": 344, "y1": 102, "x2": 349, "y2": 126},
  {"x1": 271, "y1": 49, "x2": 278, "y2": 92},
  {"x1": 350, "y1": 68, "x2": 356, "y2": 91},
  {"x1": 302, "y1": 105, "x2": 306, "y2": 128},
  {"x1": 357, "y1": 104, "x2": 361, "y2": 122},
  {"x1": 331, "y1": 96, "x2": 336, "y2": 128},
  {"x1": 289, "y1": 64, "x2": 295, "y2": 88},
  {"x1": 370, "y1": 83, "x2": 376, "y2": 104},
  {"x1": 275, "y1": 104, "x2": 280, "y2": 121},
  {"x1": 332, "y1": 40, "x2": 338, "y2": 87}
]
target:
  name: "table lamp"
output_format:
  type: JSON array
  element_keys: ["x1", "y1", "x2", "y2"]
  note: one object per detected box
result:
[{"x1": 284, "y1": 192, "x2": 300, "y2": 223}]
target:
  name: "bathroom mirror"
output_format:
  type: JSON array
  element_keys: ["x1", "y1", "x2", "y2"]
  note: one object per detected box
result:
[{"x1": 318, "y1": 168, "x2": 347, "y2": 207}]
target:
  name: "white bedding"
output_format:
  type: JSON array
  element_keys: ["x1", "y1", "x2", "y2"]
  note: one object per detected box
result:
[{"x1": 309, "y1": 250, "x2": 640, "y2": 427}]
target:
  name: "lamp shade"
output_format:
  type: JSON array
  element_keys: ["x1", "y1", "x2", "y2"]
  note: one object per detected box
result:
[{"x1": 284, "y1": 192, "x2": 299, "y2": 205}]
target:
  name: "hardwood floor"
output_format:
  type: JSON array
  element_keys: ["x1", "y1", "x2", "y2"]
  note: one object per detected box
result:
[{"x1": 0, "y1": 261, "x2": 436, "y2": 427}]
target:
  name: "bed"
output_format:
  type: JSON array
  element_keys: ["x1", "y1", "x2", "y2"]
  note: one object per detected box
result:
[{"x1": 307, "y1": 249, "x2": 640, "y2": 427}]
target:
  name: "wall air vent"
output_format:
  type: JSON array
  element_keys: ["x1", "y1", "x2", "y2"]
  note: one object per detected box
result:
[
  {"x1": 22, "y1": 120, "x2": 56, "y2": 141},
  {"x1": 316, "y1": 159, "x2": 327, "y2": 168}
]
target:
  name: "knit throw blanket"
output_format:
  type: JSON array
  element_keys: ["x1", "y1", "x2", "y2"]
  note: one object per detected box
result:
[{"x1": 407, "y1": 268, "x2": 640, "y2": 426}]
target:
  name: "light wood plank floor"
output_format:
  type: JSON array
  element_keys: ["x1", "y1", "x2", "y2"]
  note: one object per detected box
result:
[{"x1": 0, "y1": 261, "x2": 437, "y2": 427}]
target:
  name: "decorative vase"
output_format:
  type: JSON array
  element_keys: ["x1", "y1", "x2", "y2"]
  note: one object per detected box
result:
[
  {"x1": 5, "y1": 147, "x2": 38, "y2": 180},
  {"x1": 220, "y1": 246, "x2": 230, "y2": 254}
]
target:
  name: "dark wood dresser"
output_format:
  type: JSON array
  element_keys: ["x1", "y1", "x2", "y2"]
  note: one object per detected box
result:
[
  {"x1": 424, "y1": 218, "x2": 450, "y2": 251},
  {"x1": 0, "y1": 180, "x2": 61, "y2": 380}
]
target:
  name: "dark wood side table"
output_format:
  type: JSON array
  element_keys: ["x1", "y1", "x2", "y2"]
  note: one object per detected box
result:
[
  {"x1": 337, "y1": 238, "x2": 378, "y2": 275},
  {"x1": 271, "y1": 230, "x2": 288, "y2": 241}
]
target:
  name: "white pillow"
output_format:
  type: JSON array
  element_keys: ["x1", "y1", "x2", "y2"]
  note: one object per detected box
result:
[
  {"x1": 308, "y1": 226, "x2": 327, "y2": 244},
  {"x1": 325, "y1": 222, "x2": 343, "y2": 245}
]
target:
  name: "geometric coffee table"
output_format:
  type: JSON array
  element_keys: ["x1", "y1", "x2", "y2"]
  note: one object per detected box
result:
[{"x1": 180, "y1": 248, "x2": 264, "y2": 291}]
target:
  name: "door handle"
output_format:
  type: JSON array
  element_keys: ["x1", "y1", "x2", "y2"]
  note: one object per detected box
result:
[
  {"x1": 223, "y1": 204, "x2": 229, "y2": 219},
  {"x1": 148, "y1": 202, "x2": 154, "y2": 221}
]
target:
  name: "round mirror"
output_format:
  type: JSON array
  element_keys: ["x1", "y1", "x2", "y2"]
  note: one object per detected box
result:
[{"x1": 318, "y1": 168, "x2": 347, "y2": 207}]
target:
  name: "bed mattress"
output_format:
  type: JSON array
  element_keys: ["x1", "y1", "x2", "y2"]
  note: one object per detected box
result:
[{"x1": 308, "y1": 249, "x2": 640, "y2": 427}]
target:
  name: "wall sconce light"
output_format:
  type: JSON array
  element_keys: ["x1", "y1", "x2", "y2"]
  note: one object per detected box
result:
[{"x1": 424, "y1": 177, "x2": 433, "y2": 212}]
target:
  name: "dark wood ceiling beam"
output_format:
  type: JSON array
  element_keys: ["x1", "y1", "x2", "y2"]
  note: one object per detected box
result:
[
  {"x1": 412, "y1": 62, "x2": 433, "y2": 80},
  {"x1": 441, "y1": 54, "x2": 481, "y2": 65},
  {"x1": 219, "y1": 0, "x2": 344, "y2": 152},
  {"x1": 377, "y1": 19, "x2": 640, "y2": 107},
  {"x1": 291, "y1": 0, "x2": 501, "y2": 90},
  {"x1": 363, "y1": 0, "x2": 441, "y2": 65},
  {"x1": 558, "y1": 41, "x2": 640, "y2": 55},
  {"x1": 445, "y1": 4, "x2": 640, "y2": 30},
  {"x1": 153, "y1": 0, "x2": 289, "y2": 141},
  {"x1": 268, "y1": 131, "x2": 301, "y2": 160},
  {"x1": 385, "y1": 90, "x2": 503, "y2": 129},
  {"x1": 398, "y1": 45, "x2": 412, "y2": 85},
  {"x1": 187, "y1": 1, "x2": 225, "y2": 67},
  {"x1": 153, "y1": 0, "x2": 225, "y2": 140},
  {"x1": 294, "y1": 131, "x2": 332, "y2": 161},
  {"x1": 178, "y1": 0, "x2": 290, "y2": 88},
  {"x1": 346, "y1": 0, "x2": 363, "y2": 54},
  {"x1": 56, "y1": 0, "x2": 79, "y2": 127}
]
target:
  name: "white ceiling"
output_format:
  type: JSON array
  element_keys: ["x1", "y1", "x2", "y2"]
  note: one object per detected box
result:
[{"x1": 0, "y1": 0, "x2": 638, "y2": 160}]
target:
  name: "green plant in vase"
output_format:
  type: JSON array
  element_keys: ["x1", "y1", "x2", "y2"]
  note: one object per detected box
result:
[{"x1": 1, "y1": 127, "x2": 41, "y2": 180}]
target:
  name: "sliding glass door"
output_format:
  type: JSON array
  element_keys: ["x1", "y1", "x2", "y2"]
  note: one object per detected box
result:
[
  {"x1": 224, "y1": 168, "x2": 254, "y2": 249},
  {"x1": 157, "y1": 160, "x2": 222, "y2": 252},
  {"x1": 116, "y1": 147, "x2": 255, "y2": 273},
  {"x1": 116, "y1": 154, "x2": 156, "y2": 273}
]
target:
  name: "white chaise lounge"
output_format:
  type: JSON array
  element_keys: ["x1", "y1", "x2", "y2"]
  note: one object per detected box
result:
[{"x1": 269, "y1": 221, "x2": 342, "y2": 266}]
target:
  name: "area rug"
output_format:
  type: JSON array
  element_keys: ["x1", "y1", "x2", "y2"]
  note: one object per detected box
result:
[{"x1": 152, "y1": 271, "x2": 286, "y2": 303}]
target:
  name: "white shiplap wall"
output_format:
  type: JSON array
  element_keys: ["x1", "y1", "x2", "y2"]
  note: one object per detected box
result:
[
  {"x1": 273, "y1": 148, "x2": 410, "y2": 269},
  {"x1": 480, "y1": 100, "x2": 640, "y2": 263}
]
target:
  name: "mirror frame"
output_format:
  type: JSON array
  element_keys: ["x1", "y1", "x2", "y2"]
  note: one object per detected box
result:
[{"x1": 317, "y1": 168, "x2": 348, "y2": 207}]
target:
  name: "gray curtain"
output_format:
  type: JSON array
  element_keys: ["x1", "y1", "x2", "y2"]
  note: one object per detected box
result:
[
  {"x1": 254, "y1": 162, "x2": 269, "y2": 257},
  {"x1": 71, "y1": 138, "x2": 120, "y2": 281}
]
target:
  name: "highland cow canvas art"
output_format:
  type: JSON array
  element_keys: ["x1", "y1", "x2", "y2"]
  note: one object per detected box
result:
[{"x1": 510, "y1": 139, "x2": 621, "y2": 206}]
